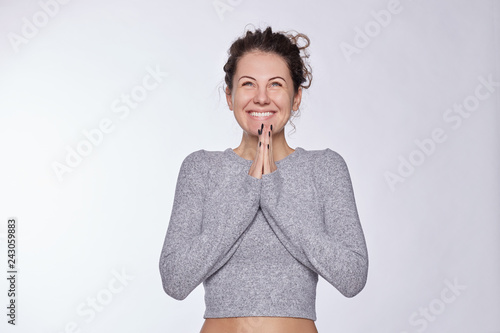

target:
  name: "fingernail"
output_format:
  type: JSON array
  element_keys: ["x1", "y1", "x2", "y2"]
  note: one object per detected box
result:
[
  {"x1": 258, "y1": 129, "x2": 261, "y2": 135},
  {"x1": 261, "y1": 123, "x2": 264, "y2": 131},
  {"x1": 268, "y1": 131, "x2": 270, "y2": 137},
  {"x1": 270, "y1": 125, "x2": 273, "y2": 131},
  {"x1": 267, "y1": 144, "x2": 269, "y2": 149},
  {"x1": 259, "y1": 142, "x2": 261, "y2": 147}
]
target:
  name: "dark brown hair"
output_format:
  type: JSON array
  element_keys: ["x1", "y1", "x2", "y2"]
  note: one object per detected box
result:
[{"x1": 223, "y1": 26, "x2": 312, "y2": 95}]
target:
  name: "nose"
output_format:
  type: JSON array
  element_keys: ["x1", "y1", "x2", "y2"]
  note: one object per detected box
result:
[{"x1": 253, "y1": 85, "x2": 270, "y2": 105}]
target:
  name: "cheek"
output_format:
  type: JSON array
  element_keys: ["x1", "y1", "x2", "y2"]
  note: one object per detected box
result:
[
  {"x1": 273, "y1": 93, "x2": 293, "y2": 109},
  {"x1": 233, "y1": 90, "x2": 253, "y2": 106}
]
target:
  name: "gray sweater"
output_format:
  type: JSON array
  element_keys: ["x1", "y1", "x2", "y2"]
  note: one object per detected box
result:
[{"x1": 159, "y1": 147, "x2": 368, "y2": 321}]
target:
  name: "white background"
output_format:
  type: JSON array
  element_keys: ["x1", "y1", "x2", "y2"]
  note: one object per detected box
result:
[{"x1": 0, "y1": 0, "x2": 499, "y2": 332}]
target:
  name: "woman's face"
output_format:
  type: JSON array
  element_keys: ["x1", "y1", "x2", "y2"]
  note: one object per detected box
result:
[{"x1": 226, "y1": 51, "x2": 302, "y2": 137}]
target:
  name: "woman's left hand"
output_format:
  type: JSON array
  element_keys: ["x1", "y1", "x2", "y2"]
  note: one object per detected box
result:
[{"x1": 261, "y1": 124, "x2": 277, "y2": 175}]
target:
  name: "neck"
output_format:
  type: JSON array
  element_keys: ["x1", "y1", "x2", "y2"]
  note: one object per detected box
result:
[{"x1": 233, "y1": 129, "x2": 294, "y2": 162}]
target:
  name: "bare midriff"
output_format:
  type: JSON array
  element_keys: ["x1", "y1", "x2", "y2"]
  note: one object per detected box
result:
[{"x1": 200, "y1": 317, "x2": 318, "y2": 333}]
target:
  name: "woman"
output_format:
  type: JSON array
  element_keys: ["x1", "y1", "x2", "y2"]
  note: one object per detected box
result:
[{"x1": 159, "y1": 26, "x2": 368, "y2": 333}]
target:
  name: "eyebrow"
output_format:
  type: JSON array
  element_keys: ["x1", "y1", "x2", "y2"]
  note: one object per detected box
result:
[{"x1": 238, "y1": 76, "x2": 286, "y2": 82}]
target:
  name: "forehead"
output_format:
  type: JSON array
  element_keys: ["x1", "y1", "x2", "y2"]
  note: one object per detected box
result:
[{"x1": 235, "y1": 51, "x2": 291, "y2": 79}]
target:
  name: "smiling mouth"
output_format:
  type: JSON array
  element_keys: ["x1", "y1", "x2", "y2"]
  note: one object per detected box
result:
[{"x1": 248, "y1": 111, "x2": 275, "y2": 117}]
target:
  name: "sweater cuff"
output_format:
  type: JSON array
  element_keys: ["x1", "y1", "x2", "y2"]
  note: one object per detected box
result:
[
  {"x1": 242, "y1": 172, "x2": 262, "y2": 195},
  {"x1": 261, "y1": 168, "x2": 281, "y2": 184},
  {"x1": 260, "y1": 169, "x2": 283, "y2": 203}
]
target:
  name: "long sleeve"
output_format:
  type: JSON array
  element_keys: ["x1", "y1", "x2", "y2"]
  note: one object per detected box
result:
[
  {"x1": 159, "y1": 150, "x2": 261, "y2": 300},
  {"x1": 259, "y1": 149, "x2": 368, "y2": 297}
]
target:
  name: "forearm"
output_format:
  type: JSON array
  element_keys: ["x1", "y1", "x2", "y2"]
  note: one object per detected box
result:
[
  {"x1": 159, "y1": 153, "x2": 262, "y2": 300},
  {"x1": 259, "y1": 150, "x2": 368, "y2": 297}
]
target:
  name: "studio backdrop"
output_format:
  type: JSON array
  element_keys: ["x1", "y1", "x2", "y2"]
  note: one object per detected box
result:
[{"x1": 0, "y1": 0, "x2": 499, "y2": 332}]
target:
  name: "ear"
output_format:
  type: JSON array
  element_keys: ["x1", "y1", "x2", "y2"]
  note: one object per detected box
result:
[
  {"x1": 225, "y1": 86, "x2": 233, "y2": 111},
  {"x1": 292, "y1": 86, "x2": 302, "y2": 111}
]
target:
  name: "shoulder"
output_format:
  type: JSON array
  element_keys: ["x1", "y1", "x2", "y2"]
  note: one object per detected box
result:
[
  {"x1": 182, "y1": 149, "x2": 226, "y2": 164},
  {"x1": 179, "y1": 149, "x2": 227, "y2": 173},
  {"x1": 298, "y1": 147, "x2": 348, "y2": 170},
  {"x1": 296, "y1": 148, "x2": 352, "y2": 187}
]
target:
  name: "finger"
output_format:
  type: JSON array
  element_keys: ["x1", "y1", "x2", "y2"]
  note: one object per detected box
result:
[
  {"x1": 260, "y1": 124, "x2": 267, "y2": 174},
  {"x1": 263, "y1": 124, "x2": 271, "y2": 174},
  {"x1": 269, "y1": 124, "x2": 274, "y2": 166},
  {"x1": 249, "y1": 124, "x2": 264, "y2": 178},
  {"x1": 257, "y1": 123, "x2": 265, "y2": 174},
  {"x1": 268, "y1": 124, "x2": 277, "y2": 173}
]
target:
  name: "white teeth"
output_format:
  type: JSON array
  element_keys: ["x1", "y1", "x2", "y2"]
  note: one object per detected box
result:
[{"x1": 249, "y1": 112, "x2": 273, "y2": 117}]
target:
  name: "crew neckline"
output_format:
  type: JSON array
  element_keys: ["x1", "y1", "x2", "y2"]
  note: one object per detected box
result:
[{"x1": 225, "y1": 147, "x2": 303, "y2": 166}]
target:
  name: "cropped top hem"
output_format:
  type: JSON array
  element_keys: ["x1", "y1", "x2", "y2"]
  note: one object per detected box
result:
[{"x1": 203, "y1": 310, "x2": 316, "y2": 321}]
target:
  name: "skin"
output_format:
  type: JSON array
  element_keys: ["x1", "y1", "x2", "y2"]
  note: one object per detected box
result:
[
  {"x1": 226, "y1": 51, "x2": 302, "y2": 176},
  {"x1": 199, "y1": 51, "x2": 317, "y2": 333}
]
